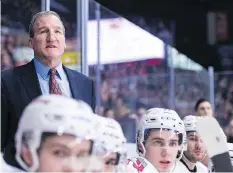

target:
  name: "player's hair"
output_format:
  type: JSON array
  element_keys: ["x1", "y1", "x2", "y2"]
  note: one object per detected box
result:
[
  {"x1": 194, "y1": 98, "x2": 210, "y2": 111},
  {"x1": 29, "y1": 11, "x2": 65, "y2": 38}
]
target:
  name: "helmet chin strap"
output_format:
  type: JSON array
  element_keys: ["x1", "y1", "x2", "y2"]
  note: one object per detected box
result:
[{"x1": 200, "y1": 152, "x2": 208, "y2": 162}]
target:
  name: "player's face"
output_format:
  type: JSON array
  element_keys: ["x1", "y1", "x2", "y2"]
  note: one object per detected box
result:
[
  {"x1": 29, "y1": 14, "x2": 66, "y2": 62},
  {"x1": 23, "y1": 134, "x2": 94, "y2": 172},
  {"x1": 197, "y1": 101, "x2": 213, "y2": 116},
  {"x1": 184, "y1": 132, "x2": 206, "y2": 162},
  {"x1": 144, "y1": 129, "x2": 180, "y2": 172},
  {"x1": 103, "y1": 152, "x2": 118, "y2": 172},
  {"x1": 39, "y1": 135, "x2": 93, "y2": 172}
]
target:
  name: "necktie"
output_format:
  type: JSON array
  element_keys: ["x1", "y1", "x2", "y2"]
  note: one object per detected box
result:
[{"x1": 49, "y1": 68, "x2": 62, "y2": 95}]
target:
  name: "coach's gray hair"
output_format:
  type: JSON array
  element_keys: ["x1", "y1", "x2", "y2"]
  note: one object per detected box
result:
[{"x1": 29, "y1": 11, "x2": 65, "y2": 38}]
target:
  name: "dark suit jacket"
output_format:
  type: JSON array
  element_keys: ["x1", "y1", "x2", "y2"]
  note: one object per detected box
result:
[{"x1": 1, "y1": 60, "x2": 96, "y2": 168}]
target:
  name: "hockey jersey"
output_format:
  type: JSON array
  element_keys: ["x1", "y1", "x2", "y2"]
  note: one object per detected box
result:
[
  {"x1": 0, "y1": 153, "x2": 24, "y2": 172},
  {"x1": 126, "y1": 157, "x2": 190, "y2": 173},
  {"x1": 180, "y1": 158, "x2": 208, "y2": 173}
]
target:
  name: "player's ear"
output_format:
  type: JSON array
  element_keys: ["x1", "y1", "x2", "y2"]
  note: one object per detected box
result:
[{"x1": 21, "y1": 144, "x2": 33, "y2": 167}]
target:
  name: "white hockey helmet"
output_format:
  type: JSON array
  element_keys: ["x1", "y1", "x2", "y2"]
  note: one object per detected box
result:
[
  {"x1": 15, "y1": 95, "x2": 97, "y2": 172},
  {"x1": 94, "y1": 115, "x2": 127, "y2": 165},
  {"x1": 183, "y1": 115, "x2": 198, "y2": 132},
  {"x1": 136, "y1": 108, "x2": 186, "y2": 156}
]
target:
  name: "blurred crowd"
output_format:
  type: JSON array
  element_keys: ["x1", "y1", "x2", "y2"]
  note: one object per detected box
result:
[
  {"x1": 1, "y1": 34, "x2": 34, "y2": 71},
  {"x1": 89, "y1": 63, "x2": 233, "y2": 142},
  {"x1": 215, "y1": 73, "x2": 233, "y2": 138}
]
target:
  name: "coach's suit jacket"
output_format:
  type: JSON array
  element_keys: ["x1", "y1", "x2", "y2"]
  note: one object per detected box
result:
[{"x1": 1, "y1": 60, "x2": 96, "y2": 168}]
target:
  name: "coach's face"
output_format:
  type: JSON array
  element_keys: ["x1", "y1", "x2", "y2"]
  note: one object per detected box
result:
[{"x1": 29, "y1": 14, "x2": 66, "y2": 63}]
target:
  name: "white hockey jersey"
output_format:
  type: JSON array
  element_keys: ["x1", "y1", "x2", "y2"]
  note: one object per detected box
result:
[
  {"x1": 126, "y1": 157, "x2": 190, "y2": 173},
  {"x1": 0, "y1": 153, "x2": 24, "y2": 172},
  {"x1": 172, "y1": 161, "x2": 191, "y2": 173},
  {"x1": 126, "y1": 157, "x2": 159, "y2": 173},
  {"x1": 196, "y1": 162, "x2": 209, "y2": 173},
  {"x1": 179, "y1": 158, "x2": 208, "y2": 173}
]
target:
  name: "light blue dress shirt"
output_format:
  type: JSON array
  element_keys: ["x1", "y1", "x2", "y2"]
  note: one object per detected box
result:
[{"x1": 33, "y1": 58, "x2": 72, "y2": 97}]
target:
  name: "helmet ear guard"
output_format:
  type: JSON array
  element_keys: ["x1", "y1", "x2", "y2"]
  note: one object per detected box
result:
[
  {"x1": 137, "y1": 128, "x2": 151, "y2": 156},
  {"x1": 136, "y1": 126, "x2": 146, "y2": 156},
  {"x1": 16, "y1": 130, "x2": 42, "y2": 172},
  {"x1": 137, "y1": 143, "x2": 145, "y2": 156}
]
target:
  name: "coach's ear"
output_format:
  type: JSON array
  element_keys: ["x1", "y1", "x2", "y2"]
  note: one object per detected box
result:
[
  {"x1": 21, "y1": 145, "x2": 33, "y2": 167},
  {"x1": 29, "y1": 38, "x2": 33, "y2": 49}
]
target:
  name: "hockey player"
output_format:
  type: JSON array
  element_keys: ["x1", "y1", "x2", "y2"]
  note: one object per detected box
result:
[
  {"x1": 94, "y1": 115, "x2": 129, "y2": 172},
  {"x1": 2, "y1": 95, "x2": 104, "y2": 172},
  {"x1": 126, "y1": 108, "x2": 189, "y2": 173},
  {"x1": 182, "y1": 115, "x2": 209, "y2": 172}
]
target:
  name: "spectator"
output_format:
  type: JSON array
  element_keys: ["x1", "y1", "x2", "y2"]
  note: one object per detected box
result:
[
  {"x1": 128, "y1": 113, "x2": 139, "y2": 122},
  {"x1": 98, "y1": 106, "x2": 105, "y2": 116},
  {"x1": 1, "y1": 50, "x2": 13, "y2": 71},
  {"x1": 100, "y1": 81, "x2": 111, "y2": 109},
  {"x1": 194, "y1": 98, "x2": 213, "y2": 117},
  {"x1": 138, "y1": 107, "x2": 146, "y2": 119},
  {"x1": 104, "y1": 108, "x2": 115, "y2": 119},
  {"x1": 3, "y1": 35, "x2": 16, "y2": 66},
  {"x1": 113, "y1": 95, "x2": 129, "y2": 118},
  {"x1": 12, "y1": 34, "x2": 34, "y2": 67}
]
